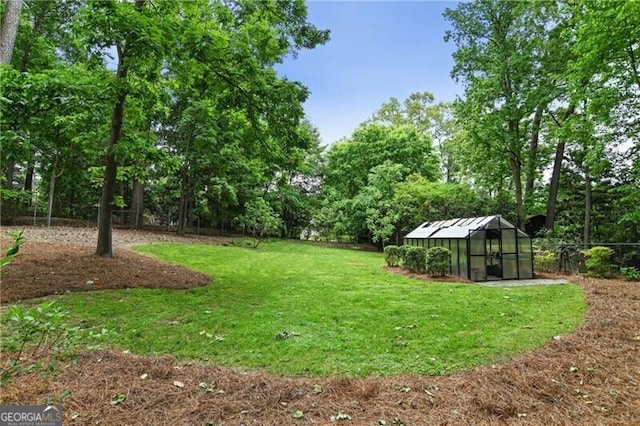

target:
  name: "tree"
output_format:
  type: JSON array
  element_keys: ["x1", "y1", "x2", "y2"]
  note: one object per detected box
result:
[
  {"x1": 444, "y1": 0, "x2": 560, "y2": 229},
  {"x1": 157, "y1": 0, "x2": 328, "y2": 236},
  {"x1": 539, "y1": 1, "x2": 639, "y2": 236},
  {"x1": 237, "y1": 198, "x2": 282, "y2": 248},
  {"x1": 564, "y1": 1, "x2": 640, "y2": 242},
  {"x1": 356, "y1": 161, "x2": 404, "y2": 246},
  {"x1": 0, "y1": 0, "x2": 23, "y2": 64},
  {"x1": 370, "y1": 92, "x2": 460, "y2": 183},
  {"x1": 320, "y1": 123, "x2": 439, "y2": 242},
  {"x1": 72, "y1": 0, "x2": 171, "y2": 257},
  {"x1": 391, "y1": 174, "x2": 488, "y2": 236},
  {"x1": 324, "y1": 123, "x2": 439, "y2": 199}
]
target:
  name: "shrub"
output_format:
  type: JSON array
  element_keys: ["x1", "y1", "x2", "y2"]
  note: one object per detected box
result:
[
  {"x1": 1, "y1": 302, "x2": 73, "y2": 385},
  {"x1": 384, "y1": 245, "x2": 400, "y2": 267},
  {"x1": 620, "y1": 266, "x2": 640, "y2": 281},
  {"x1": 404, "y1": 246, "x2": 427, "y2": 273},
  {"x1": 236, "y1": 198, "x2": 282, "y2": 248},
  {"x1": 533, "y1": 234, "x2": 582, "y2": 273},
  {"x1": 0, "y1": 301, "x2": 109, "y2": 385},
  {"x1": 534, "y1": 250, "x2": 557, "y2": 273},
  {"x1": 397, "y1": 245, "x2": 409, "y2": 265},
  {"x1": 582, "y1": 246, "x2": 615, "y2": 278},
  {"x1": 426, "y1": 246, "x2": 451, "y2": 277}
]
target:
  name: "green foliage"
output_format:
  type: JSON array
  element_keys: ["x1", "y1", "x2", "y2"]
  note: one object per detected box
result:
[
  {"x1": 392, "y1": 175, "x2": 487, "y2": 236},
  {"x1": 426, "y1": 246, "x2": 451, "y2": 277},
  {"x1": 534, "y1": 234, "x2": 583, "y2": 273},
  {"x1": 1, "y1": 230, "x2": 24, "y2": 269},
  {"x1": 360, "y1": 161, "x2": 403, "y2": 245},
  {"x1": 369, "y1": 93, "x2": 461, "y2": 182},
  {"x1": 582, "y1": 246, "x2": 615, "y2": 278},
  {"x1": 397, "y1": 245, "x2": 409, "y2": 265},
  {"x1": 325, "y1": 123, "x2": 439, "y2": 199},
  {"x1": 383, "y1": 245, "x2": 400, "y2": 267},
  {"x1": 318, "y1": 122, "x2": 441, "y2": 243},
  {"x1": 50, "y1": 241, "x2": 586, "y2": 377},
  {"x1": 534, "y1": 250, "x2": 557, "y2": 274},
  {"x1": 236, "y1": 198, "x2": 282, "y2": 248},
  {"x1": 444, "y1": 1, "x2": 560, "y2": 227},
  {"x1": 1, "y1": 302, "x2": 76, "y2": 384},
  {"x1": 620, "y1": 267, "x2": 640, "y2": 282},
  {"x1": 404, "y1": 246, "x2": 427, "y2": 273}
]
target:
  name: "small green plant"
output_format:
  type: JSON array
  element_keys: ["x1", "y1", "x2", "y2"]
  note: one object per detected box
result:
[
  {"x1": 1, "y1": 230, "x2": 24, "y2": 269},
  {"x1": 404, "y1": 246, "x2": 427, "y2": 273},
  {"x1": 620, "y1": 266, "x2": 640, "y2": 281},
  {"x1": 534, "y1": 250, "x2": 557, "y2": 273},
  {"x1": 426, "y1": 246, "x2": 451, "y2": 277},
  {"x1": 582, "y1": 246, "x2": 615, "y2": 278},
  {"x1": 0, "y1": 301, "x2": 107, "y2": 385},
  {"x1": 383, "y1": 245, "x2": 400, "y2": 267}
]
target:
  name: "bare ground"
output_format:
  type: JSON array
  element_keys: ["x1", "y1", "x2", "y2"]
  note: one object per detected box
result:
[{"x1": 1, "y1": 226, "x2": 639, "y2": 425}]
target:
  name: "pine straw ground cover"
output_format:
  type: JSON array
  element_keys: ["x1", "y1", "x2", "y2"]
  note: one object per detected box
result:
[{"x1": 1, "y1": 228, "x2": 639, "y2": 425}]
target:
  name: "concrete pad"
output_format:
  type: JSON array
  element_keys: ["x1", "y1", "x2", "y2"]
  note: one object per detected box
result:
[{"x1": 479, "y1": 278, "x2": 569, "y2": 287}]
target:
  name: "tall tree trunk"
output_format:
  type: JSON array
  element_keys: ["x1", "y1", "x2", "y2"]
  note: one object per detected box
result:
[
  {"x1": 177, "y1": 121, "x2": 196, "y2": 236},
  {"x1": 47, "y1": 164, "x2": 58, "y2": 227},
  {"x1": 177, "y1": 166, "x2": 189, "y2": 235},
  {"x1": 22, "y1": 162, "x2": 34, "y2": 209},
  {"x1": 545, "y1": 141, "x2": 565, "y2": 231},
  {"x1": 0, "y1": 0, "x2": 23, "y2": 64},
  {"x1": 584, "y1": 168, "x2": 591, "y2": 247},
  {"x1": 544, "y1": 104, "x2": 576, "y2": 233},
  {"x1": 507, "y1": 119, "x2": 525, "y2": 230},
  {"x1": 525, "y1": 104, "x2": 543, "y2": 209},
  {"x1": 46, "y1": 140, "x2": 65, "y2": 227},
  {"x1": 130, "y1": 180, "x2": 144, "y2": 229},
  {"x1": 23, "y1": 163, "x2": 33, "y2": 191},
  {"x1": 118, "y1": 178, "x2": 125, "y2": 225},
  {"x1": 4, "y1": 158, "x2": 15, "y2": 189},
  {"x1": 509, "y1": 151, "x2": 525, "y2": 230},
  {"x1": 96, "y1": 46, "x2": 128, "y2": 258}
]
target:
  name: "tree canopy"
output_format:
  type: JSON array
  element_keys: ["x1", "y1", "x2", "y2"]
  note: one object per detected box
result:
[{"x1": 1, "y1": 0, "x2": 637, "y2": 261}]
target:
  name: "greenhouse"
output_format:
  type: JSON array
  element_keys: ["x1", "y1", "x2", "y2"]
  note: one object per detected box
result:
[{"x1": 404, "y1": 215, "x2": 534, "y2": 282}]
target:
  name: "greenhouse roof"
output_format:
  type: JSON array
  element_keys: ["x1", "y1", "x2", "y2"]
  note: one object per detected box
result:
[{"x1": 404, "y1": 215, "x2": 528, "y2": 239}]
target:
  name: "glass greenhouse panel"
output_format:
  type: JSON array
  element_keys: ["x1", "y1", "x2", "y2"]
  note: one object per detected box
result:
[
  {"x1": 503, "y1": 254, "x2": 518, "y2": 279},
  {"x1": 519, "y1": 237, "x2": 532, "y2": 255},
  {"x1": 470, "y1": 231, "x2": 485, "y2": 255},
  {"x1": 470, "y1": 256, "x2": 485, "y2": 281},
  {"x1": 501, "y1": 229, "x2": 516, "y2": 254},
  {"x1": 519, "y1": 255, "x2": 533, "y2": 278},
  {"x1": 459, "y1": 251, "x2": 468, "y2": 278},
  {"x1": 451, "y1": 240, "x2": 459, "y2": 275}
]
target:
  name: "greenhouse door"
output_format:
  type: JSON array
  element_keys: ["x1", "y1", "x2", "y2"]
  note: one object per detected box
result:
[{"x1": 486, "y1": 229, "x2": 502, "y2": 279}]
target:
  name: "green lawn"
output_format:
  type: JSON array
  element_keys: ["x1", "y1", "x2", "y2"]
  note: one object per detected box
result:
[{"x1": 51, "y1": 241, "x2": 585, "y2": 377}]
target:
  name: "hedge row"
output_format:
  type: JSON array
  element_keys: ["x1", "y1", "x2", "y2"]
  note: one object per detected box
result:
[{"x1": 384, "y1": 245, "x2": 451, "y2": 276}]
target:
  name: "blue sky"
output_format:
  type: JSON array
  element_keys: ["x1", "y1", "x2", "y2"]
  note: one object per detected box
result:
[{"x1": 276, "y1": 1, "x2": 463, "y2": 145}]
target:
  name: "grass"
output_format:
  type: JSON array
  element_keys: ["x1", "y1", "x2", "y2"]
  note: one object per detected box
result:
[{"x1": 46, "y1": 241, "x2": 585, "y2": 377}]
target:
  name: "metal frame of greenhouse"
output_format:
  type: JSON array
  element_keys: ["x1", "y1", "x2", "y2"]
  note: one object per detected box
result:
[{"x1": 403, "y1": 215, "x2": 534, "y2": 282}]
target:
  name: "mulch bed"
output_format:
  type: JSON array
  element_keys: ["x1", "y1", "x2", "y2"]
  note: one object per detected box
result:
[
  {"x1": 1, "y1": 237, "x2": 639, "y2": 425},
  {"x1": 0, "y1": 243, "x2": 211, "y2": 303}
]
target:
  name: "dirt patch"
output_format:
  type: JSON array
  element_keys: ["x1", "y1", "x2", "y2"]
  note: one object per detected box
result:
[{"x1": 1, "y1": 227, "x2": 639, "y2": 425}]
